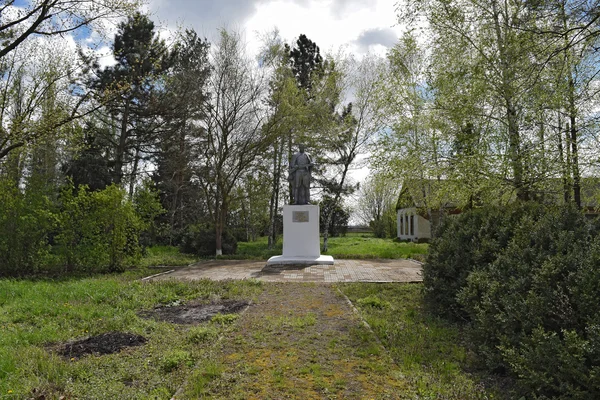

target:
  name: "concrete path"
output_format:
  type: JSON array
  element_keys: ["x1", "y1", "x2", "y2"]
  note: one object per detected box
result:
[{"x1": 146, "y1": 258, "x2": 422, "y2": 283}]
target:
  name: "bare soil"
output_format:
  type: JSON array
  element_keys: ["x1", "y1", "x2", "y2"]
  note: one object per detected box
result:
[
  {"x1": 56, "y1": 332, "x2": 147, "y2": 359},
  {"x1": 139, "y1": 299, "x2": 249, "y2": 324}
]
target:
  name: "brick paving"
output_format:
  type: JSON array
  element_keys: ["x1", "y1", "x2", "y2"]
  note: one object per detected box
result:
[{"x1": 146, "y1": 258, "x2": 422, "y2": 283}]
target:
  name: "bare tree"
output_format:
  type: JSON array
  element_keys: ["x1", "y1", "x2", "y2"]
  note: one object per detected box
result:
[
  {"x1": 196, "y1": 29, "x2": 273, "y2": 256},
  {"x1": 320, "y1": 54, "x2": 388, "y2": 251},
  {"x1": 0, "y1": 0, "x2": 139, "y2": 60}
]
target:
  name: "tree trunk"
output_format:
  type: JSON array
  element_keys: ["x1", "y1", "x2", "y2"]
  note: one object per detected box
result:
[
  {"x1": 128, "y1": 144, "x2": 140, "y2": 198},
  {"x1": 568, "y1": 78, "x2": 581, "y2": 209},
  {"x1": 322, "y1": 161, "x2": 351, "y2": 253},
  {"x1": 492, "y1": 0, "x2": 526, "y2": 201},
  {"x1": 114, "y1": 103, "x2": 130, "y2": 185},
  {"x1": 557, "y1": 114, "x2": 570, "y2": 203},
  {"x1": 268, "y1": 139, "x2": 280, "y2": 250},
  {"x1": 215, "y1": 203, "x2": 224, "y2": 257}
]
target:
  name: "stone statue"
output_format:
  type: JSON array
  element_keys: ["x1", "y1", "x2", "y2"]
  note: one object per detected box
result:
[{"x1": 288, "y1": 144, "x2": 314, "y2": 205}]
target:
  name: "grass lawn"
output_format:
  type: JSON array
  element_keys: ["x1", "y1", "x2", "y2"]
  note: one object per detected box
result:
[
  {"x1": 139, "y1": 245, "x2": 200, "y2": 267},
  {"x1": 140, "y1": 234, "x2": 428, "y2": 266},
  {"x1": 339, "y1": 283, "x2": 514, "y2": 399},
  {"x1": 221, "y1": 233, "x2": 428, "y2": 261},
  {"x1": 0, "y1": 274, "x2": 263, "y2": 399},
  {"x1": 0, "y1": 272, "x2": 511, "y2": 399}
]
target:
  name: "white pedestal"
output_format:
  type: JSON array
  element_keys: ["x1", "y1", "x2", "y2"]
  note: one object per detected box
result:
[{"x1": 267, "y1": 205, "x2": 334, "y2": 265}]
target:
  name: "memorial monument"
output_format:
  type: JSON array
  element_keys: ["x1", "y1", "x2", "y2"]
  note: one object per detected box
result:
[{"x1": 266, "y1": 144, "x2": 334, "y2": 265}]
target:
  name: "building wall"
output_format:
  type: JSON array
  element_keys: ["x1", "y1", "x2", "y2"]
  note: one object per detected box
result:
[{"x1": 397, "y1": 207, "x2": 431, "y2": 241}]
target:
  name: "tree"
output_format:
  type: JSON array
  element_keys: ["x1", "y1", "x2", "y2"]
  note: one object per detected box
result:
[
  {"x1": 196, "y1": 29, "x2": 272, "y2": 256},
  {"x1": 288, "y1": 34, "x2": 323, "y2": 92},
  {"x1": 152, "y1": 29, "x2": 211, "y2": 244},
  {"x1": 261, "y1": 32, "x2": 331, "y2": 249},
  {"x1": 319, "y1": 54, "x2": 387, "y2": 251},
  {"x1": 0, "y1": 0, "x2": 139, "y2": 60},
  {"x1": 356, "y1": 173, "x2": 398, "y2": 238},
  {"x1": 319, "y1": 195, "x2": 349, "y2": 237},
  {"x1": 396, "y1": 0, "x2": 599, "y2": 206},
  {"x1": 0, "y1": 35, "x2": 87, "y2": 163},
  {"x1": 90, "y1": 12, "x2": 173, "y2": 188}
]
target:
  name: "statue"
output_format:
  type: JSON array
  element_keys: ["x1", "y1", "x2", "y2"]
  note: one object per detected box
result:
[{"x1": 288, "y1": 144, "x2": 314, "y2": 205}]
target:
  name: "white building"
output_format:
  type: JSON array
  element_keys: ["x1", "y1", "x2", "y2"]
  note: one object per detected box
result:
[
  {"x1": 396, "y1": 180, "x2": 459, "y2": 242},
  {"x1": 397, "y1": 207, "x2": 431, "y2": 241}
]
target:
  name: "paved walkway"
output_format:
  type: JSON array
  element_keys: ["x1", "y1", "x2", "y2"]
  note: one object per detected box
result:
[{"x1": 146, "y1": 258, "x2": 422, "y2": 283}]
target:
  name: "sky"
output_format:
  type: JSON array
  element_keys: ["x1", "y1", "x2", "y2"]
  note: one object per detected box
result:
[
  {"x1": 8, "y1": 0, "x2": 400, "y2": 194},
  {"x1": 137, "y1": 0, "x2": 404, "y2": 186},
  {"x1": 144, "y1": 0, "x2": 404, "y2": 58}
]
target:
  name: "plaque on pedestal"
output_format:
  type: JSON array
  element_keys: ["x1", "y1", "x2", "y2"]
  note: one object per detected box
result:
[{"x1": 266, "y1": 204, "x2": 334, "y2": 265}]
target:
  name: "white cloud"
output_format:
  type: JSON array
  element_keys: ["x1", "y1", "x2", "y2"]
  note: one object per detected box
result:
[{"x1": 146, "y1": 0, "x2": 403, "y2": 58}]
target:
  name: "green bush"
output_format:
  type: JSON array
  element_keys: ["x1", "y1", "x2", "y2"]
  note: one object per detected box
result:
[
  {"x1": 457, "y1": 207, "x2": 600, "y2": 398},
  {"x1": 55, "y1": 184, "x2": 145, "y2": 272},
  {"x1": 0, "y1": 178, "x2": 162, "y2": 276},
  {"x1": 0, "y1": 180, "x2": 56, "y2": 276},
  {"x1": 423, "y1": 202, "x2": 545, "y2": 319}
]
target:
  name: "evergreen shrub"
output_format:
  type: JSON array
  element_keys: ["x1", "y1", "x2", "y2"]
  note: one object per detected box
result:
[
  {"x1": 425, "y1": 204, "x2": 600, "y2": 399},
  {"x1": 423, "y1": 202, "x2": 545, "y2": 319},
  {"x1": 458, "y1": 207, "x2": 600, "y2": 398}
]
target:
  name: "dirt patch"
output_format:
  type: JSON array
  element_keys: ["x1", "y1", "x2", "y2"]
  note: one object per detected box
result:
[
  {"x1": 56, "y1": 332, "x2": 147, "y2": 359},
  {"x1": 139, "y1": 299, "x2": 249, "y2": 324}
]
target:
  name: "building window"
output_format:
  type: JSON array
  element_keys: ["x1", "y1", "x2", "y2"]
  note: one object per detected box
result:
[
  {"x1": 410, "y1": 215, "x2": 414, "y2": 236},
  {"x1": 399, "y1": 216, "x2": 403, "y2": 236}
]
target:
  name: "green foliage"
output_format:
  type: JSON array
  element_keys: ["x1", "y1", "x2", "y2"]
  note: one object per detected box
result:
[
  {"x1": 456, "y1": 207, "x2": 600, "y2": 398},
  {"x1": 161, "y1": 350, "x2": 193, "y2": 372},
  {"x1": 211, "y1": 313, "x2": 239, "y2": 325},
  {"x1": 319, "y1": 195, "x2": 350, "y2": 237},
  {"x1": 0, "y1": 178, "x2": 160, "y2": 276},
  {"x1": 188, "y1": 326, "x2": 219, "y2": 343},
  {"x1": 0, "y1": 276, "x2": 263, "y2": 397},
  {"x1": 341, "y1": 283, "x2": 510, "y2": 399},
  {"x1": 356, "y1": 295, "x2": 389, "y2": 309},
  {"x1": 0, "y1": 180, "x2": 56, "y2": 276},
  {"x1": 426, "y1": 204, "x2": 600, "y2": 399},
  {"x1": 423, "y1": 202, "x2": 546, "y2": 319},
  {"x1": 139, "y1": 246, "x2": 198, "y2": 267},
  {"x1": 55, "y1": 184, "x2": 144, "y2": 272}
]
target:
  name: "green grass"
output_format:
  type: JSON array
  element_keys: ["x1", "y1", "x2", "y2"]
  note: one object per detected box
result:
[
  {"x1": 141, "y1": 233, "x2": 428, "y2": 265},
  {"x1": 139, "y1": 245, "x2": 199, "y2": 267},
  {"x1": 1, "y1": 272, "x2": 514, "y2": 398},
  {"x1": 234, "y1": 233, "x2": 428, "y2": 260},
  {"x1": 339, "y1": 283, "x2": 514, "y2": 399},
  {"x1": 0, "y1": 275, "x2": 263, "y2": 399}
]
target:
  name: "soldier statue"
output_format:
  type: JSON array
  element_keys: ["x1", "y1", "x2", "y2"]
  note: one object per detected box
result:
[{"x1": 288, "y1": 144, "x2": 314, "y2": 205}]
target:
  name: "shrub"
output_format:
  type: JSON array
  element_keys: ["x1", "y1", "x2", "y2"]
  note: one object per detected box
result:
[
  {"x1": 423, "y1": 202, "x2": 545, "y2": 319},
  {"x1": 0, "y1": 180, "x2": 56, "y2": 276},
  {"x1": 457, "y1": 206, "x2": 600, "y2": 398},
  {"x1": 55, "y1": 184, "x2": 145, "y2": 272}
]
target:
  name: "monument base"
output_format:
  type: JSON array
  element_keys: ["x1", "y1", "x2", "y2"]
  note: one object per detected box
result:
[
  {"x1": 266, "y1": 255, "x2": 334, "y2": 265},
  {"x1": 266, "y1": 204, "x2": 334, "y2": 266}
]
